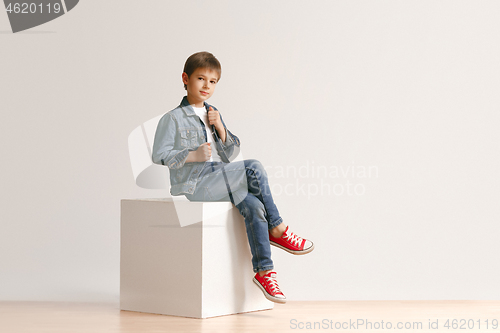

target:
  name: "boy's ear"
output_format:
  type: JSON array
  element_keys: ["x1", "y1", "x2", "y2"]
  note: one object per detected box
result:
[{"x1": 181, "y1": 72, "x2": 189, "y2": 84}]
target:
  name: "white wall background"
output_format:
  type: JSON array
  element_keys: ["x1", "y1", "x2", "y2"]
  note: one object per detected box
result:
[{"x1": 1, "y1": 0, "x2": 499, "y2": 302}]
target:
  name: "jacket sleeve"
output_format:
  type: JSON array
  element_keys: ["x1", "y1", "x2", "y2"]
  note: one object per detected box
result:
[{"x1": 151, "y1": 112, "x2": 189, "y2": 170}]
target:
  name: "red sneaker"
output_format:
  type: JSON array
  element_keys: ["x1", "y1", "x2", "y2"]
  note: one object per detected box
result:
[
  {"x1": 269, "y1": 226, "x2": 314, "y2": 255},
  {"x1": 253, "y1": 271, "x2": 287, "y2": 304}
]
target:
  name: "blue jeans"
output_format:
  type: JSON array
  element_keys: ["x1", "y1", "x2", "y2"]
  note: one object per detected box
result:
[{"x1": 184, "y1": 159, "x2": 283, "y2": 273}]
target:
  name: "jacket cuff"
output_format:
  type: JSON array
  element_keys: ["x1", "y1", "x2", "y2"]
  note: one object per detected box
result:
[{"x1": 167, "y1": 148, "x2": 189, "y2": 169}]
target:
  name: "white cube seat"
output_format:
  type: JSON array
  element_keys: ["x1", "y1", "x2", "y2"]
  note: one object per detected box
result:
[{"x1": 120, "y1": 198, "x2": 273, "y2": 319}]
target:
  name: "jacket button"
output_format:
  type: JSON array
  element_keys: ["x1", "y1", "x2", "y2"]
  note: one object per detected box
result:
[{"x1": 189, "y1": 187, "x2": 193, "y2": 191}]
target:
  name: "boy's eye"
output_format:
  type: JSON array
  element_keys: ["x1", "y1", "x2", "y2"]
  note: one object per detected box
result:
[{"x1": 211, "y1": 81, "x2": 216, "y2": 84}]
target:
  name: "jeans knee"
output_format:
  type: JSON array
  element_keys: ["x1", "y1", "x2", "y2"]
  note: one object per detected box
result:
[{"x1": 245, "y1": 159, "x2": 266, "y2": 177}]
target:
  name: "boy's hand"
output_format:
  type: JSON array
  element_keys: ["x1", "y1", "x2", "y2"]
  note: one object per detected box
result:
[
  {"x1": 207, "y1": 106, "x2": 223, "y2": 132},
  {"x1": 195, "y1": 142, "x2": 211, "y2": 161}
]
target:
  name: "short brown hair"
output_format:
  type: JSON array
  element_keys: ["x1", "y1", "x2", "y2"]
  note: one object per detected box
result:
[{"x1": 183, "y1": 51, "x2": 221, "y2": 90}]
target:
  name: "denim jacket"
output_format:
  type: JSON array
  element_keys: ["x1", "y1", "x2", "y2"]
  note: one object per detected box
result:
[{"x1": 151, "y1": 96, "x2": 241, "y2": 196}]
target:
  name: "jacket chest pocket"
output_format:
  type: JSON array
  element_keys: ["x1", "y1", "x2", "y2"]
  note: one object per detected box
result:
[{"x1": 180, "y1": 129, "x2": 198, "y2": 148}]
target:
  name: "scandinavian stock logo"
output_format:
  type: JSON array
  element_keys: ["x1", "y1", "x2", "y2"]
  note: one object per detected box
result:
[{"x1": 3, "y1": 0, "x2": 79, "y2": 33}]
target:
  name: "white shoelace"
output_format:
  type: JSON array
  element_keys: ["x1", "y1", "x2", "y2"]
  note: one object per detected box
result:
[
  {"x1": 283, "y1": 229, "x2": 303, "y2": 247},
  {"x1": 265, "y1": 273, "x2": 282, "y2": 294}
]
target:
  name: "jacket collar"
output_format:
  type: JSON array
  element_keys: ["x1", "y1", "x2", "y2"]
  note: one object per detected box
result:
[{"x1": 180, "y1": 96, "x2": 210, "y2": 116}]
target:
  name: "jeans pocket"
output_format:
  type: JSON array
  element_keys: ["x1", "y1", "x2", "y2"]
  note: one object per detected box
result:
[{"x1": 203, "y1": 187, "x2": 214, "y2": 201}]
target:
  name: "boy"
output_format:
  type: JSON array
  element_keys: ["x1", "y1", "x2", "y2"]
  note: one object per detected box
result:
[{"x1": 152, "y1": 51, "x2": 314, "y2": 304}]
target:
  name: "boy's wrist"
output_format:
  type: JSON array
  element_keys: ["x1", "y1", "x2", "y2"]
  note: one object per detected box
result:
[
  {"x1": 217, "y1": 127, "x2": 227, "y2": 143},
  {"x1": 215, "y1": 124, "x2": 224, "y2": 133},
  {"x1": 185, "y1": 150, "x2": 197, "y2": 163}
]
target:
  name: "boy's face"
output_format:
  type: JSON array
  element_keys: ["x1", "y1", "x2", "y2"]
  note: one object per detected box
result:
[{"x1": 182, "y1": 67, "x2": 219, "y2": 107}]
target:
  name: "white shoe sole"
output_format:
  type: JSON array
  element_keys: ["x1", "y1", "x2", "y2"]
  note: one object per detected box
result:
[
  {"x1": 253, "y1": 277, "x2": 287, "y2": 304},
  {"x1": 270, "y1": 240, "x2": 315, "y2": 255}
]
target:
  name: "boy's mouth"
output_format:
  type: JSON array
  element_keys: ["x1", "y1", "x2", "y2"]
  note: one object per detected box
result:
[{"x1": 200, "y1": 91, "x2": 208, "y2": 96}]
